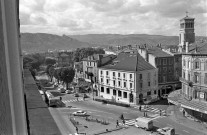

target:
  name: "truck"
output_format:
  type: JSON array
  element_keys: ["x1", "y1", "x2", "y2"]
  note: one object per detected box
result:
[{"x1": 134, "y1": 117, "x2": 153, "y2": 131}]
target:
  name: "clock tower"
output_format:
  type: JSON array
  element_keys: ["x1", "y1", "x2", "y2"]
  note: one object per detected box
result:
[{"x1": 178, "y1": 12, "x2": 195, "y2": 52}]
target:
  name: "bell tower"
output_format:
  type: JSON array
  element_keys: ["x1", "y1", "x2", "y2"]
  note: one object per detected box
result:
[{"x1": 179, "y1": 12, "x2": 195, "y2": 48}]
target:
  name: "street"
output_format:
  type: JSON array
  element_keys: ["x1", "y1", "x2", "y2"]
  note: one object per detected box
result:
[{"x1": 46, "y1": 87, "x2": 207, "y2": 135}]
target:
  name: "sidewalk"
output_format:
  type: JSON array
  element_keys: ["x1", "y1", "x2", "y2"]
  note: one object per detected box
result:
[{"x1": 167, "y1": 105, "x2": 207, "y2": 133}]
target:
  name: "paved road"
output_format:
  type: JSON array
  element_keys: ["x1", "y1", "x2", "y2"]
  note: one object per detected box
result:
[{"x1": 47, "y1": 88, "x2": 207, "y2": 135}]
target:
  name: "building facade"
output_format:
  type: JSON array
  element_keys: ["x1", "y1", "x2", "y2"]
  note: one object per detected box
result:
[
  {"x1": 138, "y1": 47, "x2": 180, "y2": 96},
  {"x1": 98, "y1": 53, "x2": 158, "y2": 105}
]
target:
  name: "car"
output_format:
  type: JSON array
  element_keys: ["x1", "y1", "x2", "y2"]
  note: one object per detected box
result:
[
  {"x1": 74, "y1": 93, "x2": 79, "y2": 97},
  {"x1": 157, "y1": 127, "x2": 175, "y2": 135},
  {"x1": 65, "y1": 90, "x2": 72, "y2": 94},
  {"x1": 161, "y1": 94, "x2": 168, "y2": 100},
  {"x1": 72, "y1": 110, "x2": 87, "y2": 116},
  {"x1": 58, "y1": 87, "x2": 66, "y2": 93},
  {"x1": 38, "y1": 90, "x2": 44, "y2": 95}
]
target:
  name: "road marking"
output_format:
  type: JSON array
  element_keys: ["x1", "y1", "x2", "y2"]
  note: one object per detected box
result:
[{"x1": 183, "y1": 130, "x2": 190, "y2": 133}]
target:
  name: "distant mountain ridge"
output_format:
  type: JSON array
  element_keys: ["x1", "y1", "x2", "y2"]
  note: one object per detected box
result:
[
  {"x1": 20, "y1": 33, "x2": 97, "y2": 53},
  {"x1": 21, "y1": 33, "x2": 207, "y2": 53},
  {"x1": 70, "y1": 34, "x2": 207, "y2": 46}
]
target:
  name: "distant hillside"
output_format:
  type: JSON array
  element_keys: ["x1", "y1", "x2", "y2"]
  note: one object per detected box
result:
[
  {"x1": 20, "y1": 33, "x2": 97, "y2": 53},
  {"x1": 70, "y1": 34, "x2": 207, "y2": 47},
  {"x1": 21, "y1": 33, "x2": 207, "y2": 53}
]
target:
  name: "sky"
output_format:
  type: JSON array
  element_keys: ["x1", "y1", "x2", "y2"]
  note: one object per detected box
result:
[{"x1": 20, "y1": 0, "x2": 207, "y2": 36}]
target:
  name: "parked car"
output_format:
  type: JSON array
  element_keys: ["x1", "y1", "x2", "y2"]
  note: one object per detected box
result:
[
  {"x1": 157, "y1": 127, "x2": 175, "y2": 135},
  {"x1": 65, "y1": 90, "x2": 72, "y2": 94},
  {"x1": 58, "y1": 87, "x2": 66, "y2": 93},
  {"x1": 72, "y1": 110, "x2": 87, "y2": 116},
  {"x1": 161, "y1": 94, "x2": 168, "y2": 100},
  {"x1": 74, "y1": 93, "x2": 79, "y2": 97}
]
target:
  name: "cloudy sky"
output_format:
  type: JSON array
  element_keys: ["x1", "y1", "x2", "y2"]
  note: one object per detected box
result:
[{"x1": 20, "y1": 0, "x2": 207, "y2": 36}]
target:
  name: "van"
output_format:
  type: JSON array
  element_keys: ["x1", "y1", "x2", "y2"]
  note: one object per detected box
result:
[{"x1": 134, "y1": 117, "x2": 153, "y2": 130}]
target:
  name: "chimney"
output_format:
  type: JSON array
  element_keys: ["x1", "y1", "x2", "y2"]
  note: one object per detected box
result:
[
  {"x1": 145, "y1": 49, "x2": 149, "y2": 62},
  {"x1": 186, "y1": 42, "x2": 189, "y2": 53}
]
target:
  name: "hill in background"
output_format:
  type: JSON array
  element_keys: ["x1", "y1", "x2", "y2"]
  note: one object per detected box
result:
[
  {"x1": 20, "y1": 33, "x2": 97, "y2": 53},
  {"x1": 21, "y1": 33, "x2": 207, "y2": 53}
]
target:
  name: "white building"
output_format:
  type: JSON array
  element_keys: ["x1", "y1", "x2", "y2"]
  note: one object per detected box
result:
[{"x1": 98, "y1": 53, "x2": 158, "y2": 105}]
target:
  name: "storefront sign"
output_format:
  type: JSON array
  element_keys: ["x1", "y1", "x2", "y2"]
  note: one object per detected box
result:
[{"x1": 200, "y1": 92, "x2": 204, "y2": 98}]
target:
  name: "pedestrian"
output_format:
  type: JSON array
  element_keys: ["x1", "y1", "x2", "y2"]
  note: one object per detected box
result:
[
  {"x1": 116, "y1": 120, "x2": 119, "y2": 128},
  {"x1": 122, "y1": 119, "x2": 125, "y2": 125},
  {"x1": 120, "y1": 114, "x2": 124, "y2": 120},
  {"x1": 59, "y1": 96, "x2": 62, "y2": 101},
  {"x1": 160, "y1": 110, "x2": 162, "y2": 116},
  {"x1": 75, "y1": 127, "x2": 78, "y2": 133},
  {"x1": 139, "y1": 105, "x2": 142, "y2": 111},
  {"x1": 183, "y1": 110, "x2": 185, "y2": 117}
]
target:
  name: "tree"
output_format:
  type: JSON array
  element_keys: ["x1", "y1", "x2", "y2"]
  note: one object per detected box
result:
[
  {"x1": 60, "y1": 67, "x2": 75, "y2": 89},
  {"x1": 45, "y1": 57, "x2": 56, "y2": 65},
  {"x1": 45, "y1": 64, "x2": 53, "y2": 80},
  {"x1": 48, "y1": 65, "x2": 55, "y2": 82},
  {"x1": 53, "y1": 68, "x2": 61, "y2": 84}
]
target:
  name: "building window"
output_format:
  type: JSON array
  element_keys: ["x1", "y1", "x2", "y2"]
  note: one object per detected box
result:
[
  {"x1": 118, "y1": 81, "x2": 121, "y2": 87},
  {"x1": 113, "y1": 89, "x2": 116, "y2": 96},
  {"x1": 118, "y1": 91, "x2": 122, "y2": 97},
  {"x1": 159, "y1": 59, "x2": 162, "y2": 65},
  {"x1": 154, "y1": 90, "x2": 157, "y2": 94},
  {"x1": 124, "y1": 82, "x2": 126, "y2": 88},
  {"x1": 101, "y1": 87, "x2": 104, "y2": 92},
  {"x1": 163, "y1": 67, "x2": 167, "y2": 73},
  {"x1": 194, "y1": 73, "x2": 199, "y2": 83},
  {"x1": 163, "y1": 76, "x2": 166, "y2": 82},
  {"x1": 101, "y1": 78, "x2": 103, "y2": 82},
  {"x1": 100, "y1": 70, "x2": 103, "y2": 75},
  {"x1": 118, "y1": 73, "x2": 120, "y2": 77},
  {"x1": 169, "y1": 67, "x2": 172, "y2": 73},
  {"x1": 188, "y1": 74, "x2": 190, "y2": 81},
  {"x1": 147, "y1": 91, "x2": 151, "y2": 95},
  {"x1": 113, "y1": 80, "x2": 116, "y2": 86},
  {"x1": 106, "y1": 71, "x2": 109, "y2": 76},
  {"x1": 159, "y1": 76, "x2": 162, "y2": 82},
  {"x1": 130, "y1": 74, "x2": 132, "y2": 79},
  {"x1": 205, "y1": 73, "x2": 207, "y2": 84},
  {"x1": 195, "y1": 61, "x2": 200, "y2": 69},
  {"x1": 113, "y1": 72, "x2": 115, "y2": 77},
  {"x1": 106, "y1": 79, "x2": 109, "y2": 84},
  {"x1": 183, "y1": 59, "x2": 185, "y2": 67},
  {"x1": 140, "y1": 82, "x2": 142, "y2": 88},
  {"x1": 188, "y1": 61, "x2": 190, "y2": 69},
  {"x1": 163, "y1": 58, "x2": 167, "y2": 65},
  {"x1": 123, "y1": 73, "x2": 126, "y2": 78},
  {"x1": 123, "y1": 92, "x2": 127, "y2": 98},
  {"x1": 148, "y1": 82, "x2": 150, "y2": 86},
  {"x1": 130, "y1": 83, "x2": 133, "y2": 88},
  {"x1": 106, "y1": 88, "x2": 110, "y2": 94},
  {"x1": 139, "y1": 74, "x2": 142, "y2": 80},
  {"x1": 183, "y1": 71, "x2": 185, "y2": 79}
]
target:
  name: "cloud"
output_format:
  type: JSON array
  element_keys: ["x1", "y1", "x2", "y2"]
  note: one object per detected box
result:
[{"x1": 20, "y1": 0, "x2": 207, "y2": 36}]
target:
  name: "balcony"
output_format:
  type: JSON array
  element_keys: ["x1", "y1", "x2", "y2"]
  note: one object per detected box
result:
[
  {"x1": 106, "y1": 75, "x2": 110, "y2": 78},
  {"x1": 129, "y1": 78, "x2": 133, "y2": 82}
]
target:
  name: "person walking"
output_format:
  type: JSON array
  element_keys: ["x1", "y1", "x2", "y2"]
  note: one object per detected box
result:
[
  {"x1": 122, "y1": 119, "x2": 125, "y2": 126},
  {"x1": 139, "y1": 105, "x2": 142, "y2": 111},
  {"x1": 75, "y1": 127, "x2": 78, "y2": 133},
  {"x1": 116, "y1": 120, "x2": 119, "y2": 128}
]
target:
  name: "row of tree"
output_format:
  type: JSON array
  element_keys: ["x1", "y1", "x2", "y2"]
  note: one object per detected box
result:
[
  {"x1": 46, "y1": 65, "x2": 75, "y2": 90},
  {"x1": 23, "y1": 47, "x2": 105, "y2": 70}
]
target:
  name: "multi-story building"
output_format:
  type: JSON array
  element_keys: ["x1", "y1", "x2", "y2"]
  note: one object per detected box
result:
[
  {"x1": 138, "y1": 46, "x2": 180, "y2": 96},
  {"x1": 98, "y1": 53, "x2": 158, "y2": 105},
  {"x1": 82, "y1": 54, "x2": 116, "y2": 93}
]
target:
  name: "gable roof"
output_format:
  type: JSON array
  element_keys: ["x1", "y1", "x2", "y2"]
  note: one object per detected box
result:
[{"x1": 100, "y1": 53, "x2": 155, "y2": 71}]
